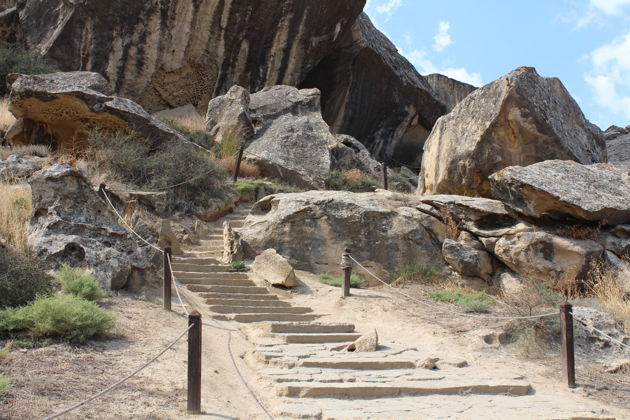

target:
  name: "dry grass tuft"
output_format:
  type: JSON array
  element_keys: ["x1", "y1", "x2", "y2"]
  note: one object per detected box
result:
[
  {"x1": 342, "y1": 168, "x2": 367, "y2": 183},
  {"x1": 586, "y1": 261, "x2": 630, "y2": 334},
  {"x1": 0, "y1": 144, "x2": 51, "y2": 160},
  {"x1": 165, "y1": 114, "x2": 205, "y2": 133},
  {"x1": 214, "y1": 156, "x2": 261, "y2": 178},
  {"x1": 0, "y1": 183, "x2": 31, "y2": 254},
  {"x1": 0, "y1": 97, "x2": 15, "y2": 131}
]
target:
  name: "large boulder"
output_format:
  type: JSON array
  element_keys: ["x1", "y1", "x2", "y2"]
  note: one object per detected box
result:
[
  {"x1": 7, "y1": 72, "x2": 199, "y2": 153},
  {"x1": 300, "y1": 13, "x2": 445, "y2": 164},
  {"x1": 14, "y1": 0, "x2": 364, "y2": 113},
  {"x1": 239, "y1": 190, "x2": 446, "y2": 274},
  {"x1": 252, "y1": 249, "x2": 297, "y2": 288},
  {"x1": 418, "y1": 67, "x2": 606, "y2": 197},
  {"x1": 425, "y1": 73, "x2": 477, "y2": 113},
  {"x1": 606, "y1": 130, "x2": 630, "y2": 171},
  {"x1": 490, "y1": 160, "x2": 630, "y2": 225},
  {"x1": 27, "y1": 164, "x2": 157, "y2": 289},
  {"x1": 205, "y1": 85, "x2": 253, "y2": 144},
  {"x1": 442, "y1": 239, "x2": 493, "y2": 281}
]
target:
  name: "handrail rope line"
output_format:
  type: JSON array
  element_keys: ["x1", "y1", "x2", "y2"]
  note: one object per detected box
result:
[
  {"x1": 101, "y1": 189, "x2": 163, "y2": 253},
  {"x1": 41, "y1": 324, "x2": 193, "y2": 420},
  {"x1": 348, "y1": 256, "x2": 557, "y2": 321},
  {"x1": 166, "y1": 253, "x2": 190, "y2": 317},
  {"x1": 571, "y1": 313, "x2": 630, "y2": 350}
]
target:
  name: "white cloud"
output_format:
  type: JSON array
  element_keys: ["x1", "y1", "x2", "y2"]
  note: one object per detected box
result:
[
  {"x1": 590, "y1": 0, "x2": 630, "y2": 15},
  {"x1": 403, "y1": 49, "x2": 482, "y2": 87},
  {"x1": 585, "y1": 31, "x2": 630, "y2": 122},
  {"x1": 433, "y1": 21, "x2": 453, "y2": 52},
  {"x1": 375, "y1": 0, "x2": 403, "y2": 15},
  {"x1": 440, "y1": 68, "x2": 483, "y2": 86}
]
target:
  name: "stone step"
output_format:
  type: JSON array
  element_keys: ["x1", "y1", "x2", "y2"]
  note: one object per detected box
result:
[
  {"x1": 263, "y1": 367, "x2": 446, "y2": 383},
  {"x1": 205, "y1": 298, "x2": 290, "y2": 307},
  {"x1": 172, "y1": 257, "x2": 220, "y2": 265},
  {"x1": 183, "y1": 251, "x2": 222, "y2": 258},
  {"x1": 276, "y1": 380, "x2": 532, "y2": 398},
  {"x1": 278, "y1": 333, "x2": 362, "y2": 344},
  {"x1": 202, "y1": 234, "x2": 223, "y2": 241},
  {"x1": 208, "y1": 305, "x2": 312, "y2": 314},
  {"x1": 171, "y1": 263, "x2": 231, "y2": 273},
  {"x1": 199, "y1": 292, "x2": 278, "y2": 301},
  {"x1": 297, "y1": 358, "x2": 419, "y2": 370},
  {"x1": 214, "y1": 313, "x2": 320, "y2": 323},
  {"x1": 186, "y1": 284, "x2": 270, "y2": 294},
  {"x1": 173, "y1": 271, "x2": 249, "y2": 279},
  {"x1": 178, "y1": 278, "x2": 256, "y2": 287},
  {"x1": 192, "y1": 245, "x2": 224, "y2": 252},
  {"x1": 265, "y1": 322, "x2": 356, "y2": 334}
]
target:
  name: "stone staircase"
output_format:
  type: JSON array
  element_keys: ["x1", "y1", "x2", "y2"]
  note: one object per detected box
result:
[{"x1": 171, "y1": 204, "x2": 612, "y2": 420}]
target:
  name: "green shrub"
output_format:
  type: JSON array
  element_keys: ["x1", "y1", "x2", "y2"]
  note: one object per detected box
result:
[
  {"x1": 0, "y1": 44, "x2": 58, "y2": 96},
  {"x1": 506, "y1": 278, "x2": 564, "y2": 316},
  {"x1": 0, "y1": 247, "x2": 56, "y2": 309},
  {"x1": 0, "y1": 374, "x2": 10, "y2": 397},
  {"x1": 234, "y1": 180, "x2": 263, "y2": 194},
  {"x1": 229, "y1": 261, "x2": 249, "y2": 272},
  {"x1": 324, "y1": 170, "x2": 379, "y2": 193},
  {"x1": 0, "y1": 295, "x2": 114, "y2": 344},
  {"x1": 393, "y1": 260, "x2": 442, "y2": 283},
  {"x1": 318, "y1": 273, "x2": 364, "y2": 288},
  {"x1": 429, "y1": 290, "x2": 495, "y2": 313},
  {"x1": 162, "y1": 119, "x2": 215, "y2": 150},
  {"x1": 58, "y1": 264, "x2": 104, "y2": 301}
]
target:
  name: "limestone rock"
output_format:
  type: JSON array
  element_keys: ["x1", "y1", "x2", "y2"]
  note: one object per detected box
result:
[
  {"x1": 494, "y1": 270, "x2": 524, "y2": 295},
  {"x1": 0, "y1": 154, "x2": 48, "y2": 182},
  {"x1": 330, "y1": 134, "x2": 384, "y2": 180},
  {"x1": 158, "y1": 220, "x2": 182, "y2": 255},
  {"x1": 222, "y1": 222, "x2": 244, "y2": 264},
  {"x1": 252, "y1": 249, "x2": 297, "y2": 288},
  {"x1": 240, "y1": 190, "x2": 445, "y2": 274},
  {"x1": 347, "y1": 329, "x2": 378, "y2": 352},
  {"x1": 27, "y1": 164, "x2": 157, "y2": 289},
  {"x1": 244, "y1": 86, "x2": 334, "y2": 189},
  {"x1": 419, "y1": 67, "x2": 606, "y2": 197},
  {"x1": 302, "y1": 13, "x2": 445, "y2": 164},
  {"x1": 494, "y1": 231, "x2": 603, "y2": 286},
  {"x1": 7, "y1": 72, "x2": 199, "y2": 153},
  {"x1": 205, "y1": 86, "x2": 253, "y2": 144},
  {"x1": 425, "y1": 73, "x2": 477, "y2": 113},
  {"x1": 573, "y1": 306, "x2": 630, "y2": 350},
  {"x1": 4, "y1": 118, "x2": 52, "y2": 147},
  {"x1": 442, "y1": 239, "x2": 493, "y2": 281},
  {"x1": 606, "y1": 359, "x2": 630, "y2": 374},
  {"x1": 490, "y1": 160, "x2": 630, "y2": 225},
  {"x1": 604, "y1": 125, "x2": 628, "y2": 140}
]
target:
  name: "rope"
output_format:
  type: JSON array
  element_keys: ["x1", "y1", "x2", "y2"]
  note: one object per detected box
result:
[
  {"x1": 135, "y1": 166, "x2": 219, "y2": 192},
  {"x1": 166, "y1": 253, "x2": 190, "y2": 317},
  {"x1": 41, "y1": 324, "x2": 193, "y2": 420},
  {"x1": 101, "y1": 189, "x2": 163, "y2": 253},
  {"x1": 572, "y1": 313, "x2": 630, "y2": 350},
  {"x1": 349, "y1": 256, "x2": 557, "y2": 321}
]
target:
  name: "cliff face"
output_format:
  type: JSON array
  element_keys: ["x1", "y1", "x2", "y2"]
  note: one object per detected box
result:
[
  {"x1": 425, "y1": 73, "x2": 477, "y2": 113},
  {"x1": 16, "y1": 0, "x2": 365, "y2": 113}
]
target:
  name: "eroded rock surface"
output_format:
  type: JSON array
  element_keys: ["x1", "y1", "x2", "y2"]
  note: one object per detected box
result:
[
  {"x1": 425, "y1": 73, "x2": 477, "y2": 113},
  {"x1": 205, "y1": 85, "x2": 253, "y2": 144},
  {"x1": 418, "y1": 67, "x2": 606, "y2": 197},
  {"x1": 252, "y1": 249, "x2": 297, "y2": 288}
]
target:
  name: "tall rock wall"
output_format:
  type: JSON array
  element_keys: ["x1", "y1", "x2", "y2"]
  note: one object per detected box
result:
[{"x1": 425, "y1": 73, "x2": 477, "y2": 113}]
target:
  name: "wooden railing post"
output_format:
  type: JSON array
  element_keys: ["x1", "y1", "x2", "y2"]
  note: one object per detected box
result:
[
  {"x1": 560, "y1": 302, "x2": 576, "y2": 388},
  {"x1": 341, "y1": 248, "x2": 352, "y2": 298},
  {"x1": 232, "y1": 145, "x2": 244, "y2": 183},
  {"x1": 97, "y1": 183, "x2": 107, "y2": 201},
  {"x1": 187, "y1": 311, "x2": 202, "y2": 414},
  {"x1": 382, "y1": 163, "x2": 388, "y2": 190},
  {"x1": 163, "y1": 247, "x2": 172, "y2": 311}
]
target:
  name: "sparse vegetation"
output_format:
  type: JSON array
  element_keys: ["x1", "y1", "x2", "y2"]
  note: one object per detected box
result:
[
  {"x1": 58, "y1": 264, "x2": 104, "y2": 302},
  {"x1": 0, "y1": 247, "x2": 55, "y2": 309},
  {"x1": 392, "y1": 260, "x2": 442, "y2": 284},
  {"x1": 428, "y1": 289, "x2": 495, "y2": 313},
  {"x1": 325, "y1": 169, "x2": 379, "y2": 192},
  {"x1": 318, "y1": 273, "x2": 364, "y2": 288},
  {"x1": 0, "y1": 183, "x2": 31, "y2": 253},
  {"x1": 583, "y1": 260, "x2": 630, "y2": 334},
  {"x1": 0, "y1": 294, "x2": 114, "y2": 344},
  {"x1": 505, "y1": 318, "x2": 562, "y2": 356},
  {"x1": 229, "y1": 260, "x2": 249, "y2": 272},
  {"x1": 215, "y1": 156, "x2": 261, "y2": 178},
  {"x1": 162, "y1": 118, "x2": 214, "y2": 150},
  {"x1": 0, "y1": 373, "x2": 10, "y2": 397},
  {"x1": 234, "y1": 179, "x2": 263, "y2": 194},
  {"x1": 0, "y1": 44, "x2": 59, "y2": 96},
  {"x1": 505, "y1": 277, "x2": 564, "y2": 316}
]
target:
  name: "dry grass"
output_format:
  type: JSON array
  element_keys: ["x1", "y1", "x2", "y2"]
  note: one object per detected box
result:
[
  {"x1": 0, "y1": 97, "x2": 15, "y2": 131},
  {"x1": 586, "y1": 261, "x2": 630, "y2": 334},
  {"x1": 0, "y1": 144, "x2": 51, "y2": 160},
  {"x1": 0, "y1": 183, "x2": 31, "y2": 254},
  {"x1": 214, "y1": 156, "x2": 260, "y2": 178},
  {"x1": 439, "y1": 207, "x2": 461, "y2": 240},
  {"x1": 165, "y1": 114, "x2": 205, "y2": 133},
  {"x1": 342, "y1": 168, "x2": 368, "y2": 183}
]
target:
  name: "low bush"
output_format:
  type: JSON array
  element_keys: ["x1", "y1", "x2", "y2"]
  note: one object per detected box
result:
[
  {"x1": 0, "y1": 247, "x2": 55, "y2": 308},
  {"x1": 0, "y1": 374, "x2": 9, "y2": 397},
  {"x1": 318, "y1": 273, "x2": 364, "y2": 288},
  {"x1": 58, "y1": 264, "x2": 104, "y2": 301},
  {"x1": 234, "y1": 179, "x2": 263, "y2": 194},
  {"x1": 0, "y1": 294, "x2": 114, "y2": 344},
  {"x1": 325, "y1": 170, "x2": 379, "y2": 193},
  {"x1": 392, "y1": 260, "x2": 442, "y2": 284},
  {"x1": 428, "y1": 290, "x2": 495, "y2": 313},
  {"x1": 505, "y1": 318, "x2": 562, "y2": 355},
  {"x1": 0, "y1": 183, "x2": 32, "y2": 254},
  {"x1": 229, "y1": 261, "x2": 249, "y2": 272},
  {"x1": 584, "y1": 261, "x2": 630, "y2": 334},
  {"x1": 0, "y1": 43, "x2": 58, "y2": 96},
  {"x1": 162, "y1": 118, "x2": 214, "y2": 150},
  {"x1": 505, "y1": 278, "x2": 563, "y2": 316}
]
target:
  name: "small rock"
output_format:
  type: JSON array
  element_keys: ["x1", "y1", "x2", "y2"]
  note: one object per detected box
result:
[
  {"x1": 252, "y1": 249, "x2": 297, "y2": 288},
  {"x1": 347, "y1": 329, "x2": 378, "y2": 352},
  {"x1": 418, "y1": 357, "x2": 440, "y2": 370}
]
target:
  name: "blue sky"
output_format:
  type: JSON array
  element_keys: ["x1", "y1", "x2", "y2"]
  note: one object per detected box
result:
[{"x1": 364, "y1": 0, "x2": 630, "y2": 129}]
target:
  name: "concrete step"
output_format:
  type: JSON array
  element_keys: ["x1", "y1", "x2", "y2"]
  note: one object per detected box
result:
[
  {"x1": 278, "y1": 333, "x2": 362, "y2": 344},
  {"x1": 192, "y1": 245, "x2": 224, "y2": 252},
  {"x1": 214, "y1": 313, "x2": 320, "y2": 323},
  {"x1": 275, "y1": 380, "x2": 532, "y2": 398},
  {"x1": 186, "y1": 284, "x2": 269, "y2": 294},
  {"x1": 205, "y1": 298, "x2": 290, "y2": 307},
  {"x1": 298, "y1": 358, "x2": 419, "y2": 370},
  {"x1": 263, "y1": 367, "x2": 446, "y2": 383},
  {"x1": 171, "y1": 263, "x2": 231, "y2": 273},
  {"x1": 208, "y1": 305, "x2": 312, "y2": 314},
  {"x1": 199, "y1": 292, "x2": 278, "y2": 301},
  {"x1": 172, "y1": 257, "x2": 220, "y2": 265},
  {"x1": 183, "y1": 251, "x2": 222, "y2": 258},
  {"x1": 172, "y1": 271, "x2": 249, "y2": 279},
  {"x1": 265, "y1": 322, "x2": 356, "y2": 334},
  {"x1": 178, "y1": 278, "x2": 256, "y2": 287}
]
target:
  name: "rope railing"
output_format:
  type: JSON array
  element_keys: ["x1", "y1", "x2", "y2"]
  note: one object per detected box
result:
[
  {"x1": 166, "y1": 253, "x2": 190, "y2": 317},
  {"x1": 41, "y1": 324, "x2": 193, "y2": 420},
  {"x1": 572, "y1": 313, "x2": 630, "y2": 350}
]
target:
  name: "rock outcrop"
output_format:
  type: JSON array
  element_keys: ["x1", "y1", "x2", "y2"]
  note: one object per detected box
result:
[
  {"x1": 27, "y1": 164, "x2": 157, "y2": 290},
  {"x1": 301, "y1": 13, "x2": 445, "y2": 163},
  {"x1": 425, "y1": 73, "x2": 477, "y2": 113},
  {"x1": 442, "y1": 239, "x2": 493, "y2": 281},
  {"x1": 0, "y1": 154, "x2": 48, "y2": 182},
  {"x1": 205, "y1": 85, "x2": 253, "y2": 144},
  {"x1": 605, "y1": 127, "x2": 630, "y2": 171},
  {"x1": 252, "y1": 249, "x2": 297, "y2": 288},
  {"x1": 490, "y1": 160, "x2": 630, "y2": 225},
  {"x1": 418, "y1": 67, "x2": 606, "y2": 197}
]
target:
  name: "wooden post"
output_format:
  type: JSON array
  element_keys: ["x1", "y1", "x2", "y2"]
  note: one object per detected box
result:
[
  {"x1": 97, "y1": 183, "x2": 107, "y2": 201},
  {"x1": 232, "y1": 145, "x2": 244, "y2": 183},
  {"x1": 382, "y1": 163, "x2": 388, "y2": 190},
  {"x1": 187, "y1": 311, "x2": 202, "y2": 414},
  {"x1": 163, "y1": 247, "x2": 172, "y2": 311},
  {"x1": 560, "y1": 302, "x2": 576, "y2": 388},
  {"x1": 341, "y1": 248, "x2": 352, "y2": 298}
]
